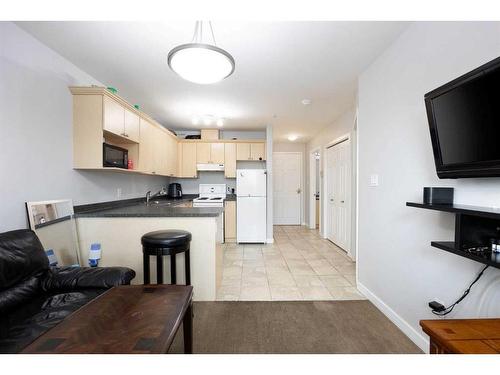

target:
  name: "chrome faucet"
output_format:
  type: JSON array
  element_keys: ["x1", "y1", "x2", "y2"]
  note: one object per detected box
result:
[{"x1": 146, "y1": 187, "x2": 168, "y2": 205}]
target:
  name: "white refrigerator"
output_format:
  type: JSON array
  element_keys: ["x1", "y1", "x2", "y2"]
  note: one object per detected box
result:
[{"x1": 237, "y1": 169, "x2": 267, "y2": 243}]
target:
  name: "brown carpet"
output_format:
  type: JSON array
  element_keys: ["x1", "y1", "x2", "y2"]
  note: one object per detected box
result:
[{"x1": 169, "y1": 300, "x2": 422, "y2": 354}]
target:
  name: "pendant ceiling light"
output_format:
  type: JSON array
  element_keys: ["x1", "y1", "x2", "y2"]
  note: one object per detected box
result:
[{"x1": 168, "y1": 21, "x2": 235, "y2": 84}]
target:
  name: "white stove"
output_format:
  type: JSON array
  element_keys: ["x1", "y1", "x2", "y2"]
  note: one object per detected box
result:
[
  {"x1": 192, "y1": 184, "x2": 226, "y2": 207},
  {"x1": 193, "y1": 184, "x2": 226, "y2": 243}
]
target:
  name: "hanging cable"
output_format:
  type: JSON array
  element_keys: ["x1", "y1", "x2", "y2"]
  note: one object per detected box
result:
[
  {"x1": 191, "y1": 21, "x2": 200, "y2": 43},
  {"x1": 209, "y1": 21, "x2": 217, "y2": 46},
  {"x1": 431, "y1": 265, "x2": 489, "y2": 316}
]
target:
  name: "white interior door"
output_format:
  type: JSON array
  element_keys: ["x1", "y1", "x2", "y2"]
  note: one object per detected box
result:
[
  {"x1": 273, "y1": 152, "x2": 302, "y2": 225},
  {"x1": 326, "y1": 139, "x2": 351, "y2": 251}
]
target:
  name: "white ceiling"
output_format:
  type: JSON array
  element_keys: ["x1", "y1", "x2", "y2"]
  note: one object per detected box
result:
[{"x1": 18, "y1": 21, "x2": 408, "y2": 142}]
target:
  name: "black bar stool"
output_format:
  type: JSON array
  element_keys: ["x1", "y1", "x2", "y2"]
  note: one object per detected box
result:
[{"x1": 141, "y1": 230, "x2": 192, "y2": 285}]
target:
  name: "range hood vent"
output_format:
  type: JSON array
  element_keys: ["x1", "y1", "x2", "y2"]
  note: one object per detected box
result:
[{"x1": 197, "y1": 163, "x2": 225, "y2": 171}]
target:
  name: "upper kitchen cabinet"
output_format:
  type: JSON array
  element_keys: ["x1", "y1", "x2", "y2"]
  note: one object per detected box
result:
[
  {"x1": 138, "y1": 119, "x2": 155, "y2": 174},
  {"x1": 196, "y1": 142, "x2": 225, "y2": 164},
  {"x1": 211, "y1": 143, "x2": 225, "y2": 163},
  {"x1": 250, "y1": 143, "x2": 266, "y2": 161},
  {"x1": 165, "y1": 134, "x2": 178, "y2": 177},
  {"x1": 140, "y1": 119, "x2": 177, "y2": 176},
  {"x1": 103, "y1": 96, "x2": 140, "y2": 143},
  {"x1": 224, "y1": 143, "x2": 236, "y2": 178},
  {"x1": 196, "y1": 143, "x2": 211, "y2": 163},
  {"x1": 124, "y1": 108, "x2": 140, "y2": 142},
  {"x1": 236, "y1": 142, "x2": 266, "y2": 161},
  {"x1": 70, "y1": 86, "x2": 177, "y2": 175},
  {"x1": 236, "y1": 143, "x2": 251, "y2": 160},
  {"x1": 177, "y1": 142, "x2": 197, "y2": 178}
]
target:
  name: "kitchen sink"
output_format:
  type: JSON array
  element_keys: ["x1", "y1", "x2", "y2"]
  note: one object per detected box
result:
[{"x1": 146, "y1": 200, "x2": 173, "y2": 206}]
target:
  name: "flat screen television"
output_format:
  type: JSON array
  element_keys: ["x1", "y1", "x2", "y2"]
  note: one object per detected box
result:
[{"x1": 425, "y1": 56, "x2": 500, "y2": 178}]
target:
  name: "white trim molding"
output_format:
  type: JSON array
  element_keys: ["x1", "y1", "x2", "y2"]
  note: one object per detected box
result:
[
  {"x1": 357, "y1": 282, "x2": 429, "y2": 353},
  {"x1": 309, "y1": 147, "x2": 321, "y2": 230}
]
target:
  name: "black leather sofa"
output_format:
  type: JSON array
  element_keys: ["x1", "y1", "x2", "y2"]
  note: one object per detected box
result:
[{"x1": 0, "y1": 229, "x2": 136, "y2": 353}]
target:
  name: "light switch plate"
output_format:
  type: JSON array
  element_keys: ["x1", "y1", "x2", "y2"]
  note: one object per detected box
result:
[{"x1": 369, "y1": 174, "x2": 379, "y2": 187}]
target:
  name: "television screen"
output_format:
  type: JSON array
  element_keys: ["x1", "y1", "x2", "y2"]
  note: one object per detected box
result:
[{"x1": 425, "y1": 56, "x2": 500, "y2": 178}]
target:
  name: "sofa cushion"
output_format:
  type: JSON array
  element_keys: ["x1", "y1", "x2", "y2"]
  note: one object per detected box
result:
[
  {"x1": 42, "y1": 266, "x2": 136, "y2": 291},
  {"x1": 0, "y1": 230, "x2": 48, "y2": 289},
  {"x1": 0, "y1": 289, "x2": 105, "y2": 353}
]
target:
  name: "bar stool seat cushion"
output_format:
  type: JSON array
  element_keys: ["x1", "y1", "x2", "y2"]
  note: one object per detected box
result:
[{"x1": 141, "y1": 230, "x2": 192, "y2": 249}]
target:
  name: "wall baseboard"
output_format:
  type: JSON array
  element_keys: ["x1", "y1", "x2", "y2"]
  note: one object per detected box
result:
[{"x1": 357, "y1": 282, "x2": 429, "y2": 353}]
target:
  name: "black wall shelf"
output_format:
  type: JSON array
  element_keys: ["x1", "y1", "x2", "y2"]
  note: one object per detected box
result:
[{"x1": 407, "y1": 202, "x2": 500, "y2": 269}]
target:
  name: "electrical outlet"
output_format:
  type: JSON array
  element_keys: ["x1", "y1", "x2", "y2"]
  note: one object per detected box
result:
[{"x1": 116, "y1": 188, "x2": 122, "y2": 199}]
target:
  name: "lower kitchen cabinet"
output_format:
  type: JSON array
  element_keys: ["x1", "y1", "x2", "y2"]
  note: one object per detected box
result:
[{"x1": 224, "y1": 200, "x2": 237, "y2": 242}]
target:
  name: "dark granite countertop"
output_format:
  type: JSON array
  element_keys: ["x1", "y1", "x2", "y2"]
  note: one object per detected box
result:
[
  {"x1": 225, "y1": 194, "x2": 237, "y2": 201},
  {"x1": 74, "y1": 194, "x2": 223, "y2": 218}
]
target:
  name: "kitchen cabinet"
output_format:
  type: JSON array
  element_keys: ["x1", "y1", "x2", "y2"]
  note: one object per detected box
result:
[
  {"x1": 138, "y1": 119, "x2": 154, "y2": 173},
  {"x1": 178, "y1": 142, "x2": 197, "y2": 178},
  {"x1": 201, "y1": 129, "x2": 219, "y2": 140},
  {"x1": 103, "y1": 96, "x2": 125, "y2": 138},
  {"x1": 124, "y1": 108, "x2": 140, "y2": 142},
  {"x1": 139, "y1": 119, "x2": 175, "y2": 176},
  {"x1": 250, "y1": 143, "x2": 266, "y2": 161},
  {"x1": 103, "y1": 96, "x2": 140, "y2": 143},
  {"x1": 165, "y1": 134, "x2": 177, "y2": 177},
  {"x1": 196, "y1": 143, "x2": 211, "y2": 163},
  {"x1": 71, "y1": 87, "x2": 177, "y2": 176},
  {"x1": 236, "y1": 143, "x2": 251, "y2": 160},
  {"x1": 224, "y1": 143, "x2": 236, "y2": 178},
  {"x1": 196, "y1": 142, "x2": 225, "y2": 164},
  {"x1": 153, "y1": 127, "x2": 168, "y2": 175},
  {"x1": 224, "y1": 200, "x2": 237, "y2": 242},
  {"x1": 210, "y1": 143, "x2": 225, "y2": 163},
  {"x1": 236, "y1": 142, "x2": 266, "y2": 161}
]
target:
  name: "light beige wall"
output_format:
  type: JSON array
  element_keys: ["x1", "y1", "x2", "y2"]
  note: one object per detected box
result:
[
  {"x1": 273, "y1": 142, "x2": 307, "y2": 225},
  {"x1": 76, "y1": 215, "x2": 223, "y2": 301},
  {"x1": 305, "y1": 107, "x2": 357, "y2": 233}
]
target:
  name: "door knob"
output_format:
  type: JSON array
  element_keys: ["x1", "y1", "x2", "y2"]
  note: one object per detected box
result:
[
  {"x1": 341, "y1": 200, "x2": 345, "y2": 203},
  {"x1": 296, "y1": 188, "x2": 301, "y2": 194},
  {"x1": 330, "y1": 198, "x2": 334, "y2": 202}
]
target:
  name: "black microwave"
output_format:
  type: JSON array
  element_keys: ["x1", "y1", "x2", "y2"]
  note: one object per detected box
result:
[{"x1": 103, "y1": 143, "x2": 128, "y2": 169}]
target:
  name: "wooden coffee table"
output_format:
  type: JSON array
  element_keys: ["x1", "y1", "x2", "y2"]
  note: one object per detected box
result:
[
  {"x1": 420, "y1": 318, "x2": 500, "y2": 354},
  {"x1": 22, "y1": 284, "x2": 193, "y2": 354}
]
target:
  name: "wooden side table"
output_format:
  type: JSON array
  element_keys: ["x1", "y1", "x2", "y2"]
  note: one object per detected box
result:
[
  {"x1": 420, "y1": 318, "x2": 500, "y2": 354},
  {"x1": 22, "y1": 285, "x2": 194, "y2": 354}
]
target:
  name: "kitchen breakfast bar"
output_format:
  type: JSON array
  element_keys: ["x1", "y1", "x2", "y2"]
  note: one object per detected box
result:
[{"x1": 74, "y1": 196, "x2": 224, "y2": 301}]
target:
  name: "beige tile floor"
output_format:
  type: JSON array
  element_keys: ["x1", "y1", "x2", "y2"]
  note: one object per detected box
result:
[{"x1": 217, "y1": 225, "x2": 365, "y2": 301}]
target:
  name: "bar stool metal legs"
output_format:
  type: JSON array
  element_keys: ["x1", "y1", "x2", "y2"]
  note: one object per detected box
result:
[
  {"x1": 143, "y1": 253, "x2": 150, "y2": 284},
  {"x1": 185, "y1": 249, "x2": 191, "y2": 285},
  {"x1": 141, "y1": 229, "x2": 192, "y2": 286},
  {"x1": 156, "y1": 253, "x2": 164, "y2": 284},
  {"x1": 170, "y1": 253, "x2": 176, "y2": 284}
]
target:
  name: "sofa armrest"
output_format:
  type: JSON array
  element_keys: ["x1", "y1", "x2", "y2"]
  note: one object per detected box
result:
[{"x1": 42, "y1": 266, "x2": 136, "y2": 291}]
